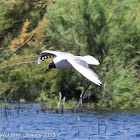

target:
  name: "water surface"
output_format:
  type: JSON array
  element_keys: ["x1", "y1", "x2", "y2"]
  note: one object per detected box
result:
[{"x1": 0, "y1": 103, "x2": 140, "y2": 140}]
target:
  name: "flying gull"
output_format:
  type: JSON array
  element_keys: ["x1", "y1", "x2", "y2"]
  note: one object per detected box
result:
[{"x1": 38, "y1": 50, "x2": 102, "y2": 86}]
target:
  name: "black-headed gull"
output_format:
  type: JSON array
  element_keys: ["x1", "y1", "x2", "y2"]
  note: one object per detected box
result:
[{"x1": 38, "y1": 50, "x2": 102, "y2": 86}]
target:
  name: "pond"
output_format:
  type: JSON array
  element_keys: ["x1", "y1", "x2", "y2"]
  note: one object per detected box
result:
[{"x1": 0, "y1": 103, "x2": 140, "y2": 140}]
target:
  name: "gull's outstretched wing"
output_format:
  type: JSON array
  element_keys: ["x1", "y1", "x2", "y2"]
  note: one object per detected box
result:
[
  {"x1": 38, "y1": 50, "x2": 73, "y2": 64},
  {"x1": 67, "y1": 58, "x2": 102, "y2": 86}
]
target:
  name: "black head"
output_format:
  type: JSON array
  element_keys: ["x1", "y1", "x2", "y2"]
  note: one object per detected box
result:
[{"x1": 45, "y1": 60, "x2": 56, "y2": 72}]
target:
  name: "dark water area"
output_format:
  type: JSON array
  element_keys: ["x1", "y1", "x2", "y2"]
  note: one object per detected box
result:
[{"x1": 0, "y1": 103, "x2": 140, "y2": 140}]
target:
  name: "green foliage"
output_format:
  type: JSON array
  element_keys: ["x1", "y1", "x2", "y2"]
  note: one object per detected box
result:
[
  {"x1": 99, "y1": 0, "x2": 140, "y2": 109},
  {"x1": 36, "y1": 91, "x2": 77, "y2": 110},
  {"x1": 0, "y1": 0, "x2": 139, "y2": 109},
  {"x1": 36, "y1": 91, "x2": 58, "y2": 110}
]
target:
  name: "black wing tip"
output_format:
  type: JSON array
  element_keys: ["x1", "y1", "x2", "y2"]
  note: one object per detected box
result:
[{"x1": 40, "y1": 52, "x2": 56, "y2": 61}]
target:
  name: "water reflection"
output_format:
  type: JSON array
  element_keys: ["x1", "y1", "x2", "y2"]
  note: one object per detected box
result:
[{"x1": 0, "y1": 103, "x2": 140, "y2": 140}]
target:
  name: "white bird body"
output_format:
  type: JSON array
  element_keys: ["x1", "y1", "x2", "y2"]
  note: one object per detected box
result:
[{"x1": 38, "y1": 50, "x2": 102, "y2": 86}]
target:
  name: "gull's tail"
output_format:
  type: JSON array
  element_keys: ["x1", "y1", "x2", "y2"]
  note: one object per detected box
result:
[{"x1": 82, "y1": 55, "x2": 100, "y2": 65}]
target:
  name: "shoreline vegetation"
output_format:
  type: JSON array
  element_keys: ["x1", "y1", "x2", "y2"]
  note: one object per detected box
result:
[
  {"x1": 0, "y1": 0, "x2": 140, "y2": 109},
  {"x1": 0, "y1": 93, "x2": 140, "y2": 111},
  {"x1": 1, "y1": 101, "x2": 140, "y2": 113}
]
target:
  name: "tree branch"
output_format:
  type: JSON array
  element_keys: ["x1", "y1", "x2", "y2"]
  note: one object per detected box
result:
[
  {"x1": 57, "y1": 28, "x2": 70, "y2": 41},
  {"x1": 63, "y1": 82, "x2": 74, "y2": 94},
  {"x1": 0, "y1": 33, "x2": 36, "y2": 64},
  {"x1": 0, "y1": 47, "x2": 9, "y2": 51},
  {"x1": 102, "y1": 48, "x2": 106, "y2": 57},
  {"x1": 0, "y1": 61, "x2": 37, "y2": 70},
  {"x1": 52, "y1": 19, "x2": 83, "y2": 47},
  {"x1": 10, "y1": 33, "x2": 36, "y2": 55},
  {"x1": 75, "y1": 90, "x2": 83, "y2": 109},
  {"x1": 134, "y1": 64, "x2": 140, "y2": 68}
]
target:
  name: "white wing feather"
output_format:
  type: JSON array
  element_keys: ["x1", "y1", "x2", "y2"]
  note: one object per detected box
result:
[
  {"x1": 67, "y1": 58, "x2": 102, "y2": 86},
  {"x1": 41, "y1": 50, "x2": 73, "y2": 57},
  {"x1": 38, "y1": 50, "x2": 73, "y2": 64}
]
